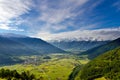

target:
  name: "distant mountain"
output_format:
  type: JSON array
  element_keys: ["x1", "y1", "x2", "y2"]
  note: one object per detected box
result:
[
  {"x1": 0, "y1": 34, "x2": 65, "y2": 64},
  {"x1": 0, "y1": 36, "x2": 30, "y2": 64},
  {"x1": 80, "y1": 47, "x2": 120, "y2": 80},
  {"x1": 0, "y1": 36, "x2": 37, "y2": 56},
  {"x1": 49, "y1": 40, "x2": 109, "y2": 53},
  {"x1": 9, "y1": 37, "x2": 65, "y2": 54},
  {"x1": 81, "y1": 38, "x2": 120, "y2": 59}
]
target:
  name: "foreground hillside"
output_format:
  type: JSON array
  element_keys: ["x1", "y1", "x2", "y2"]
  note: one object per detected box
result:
[
  {"x1": 79, "y1": 47, "x2": 120, "y2": 80},
  {"x1": 81, "y1": 38, "x2": 120, "y2": 59}
]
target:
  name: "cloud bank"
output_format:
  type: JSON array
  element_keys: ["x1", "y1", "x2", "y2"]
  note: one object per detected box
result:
[{"x1": 34, "y1": 27, "x2": 120, "y2": 41}]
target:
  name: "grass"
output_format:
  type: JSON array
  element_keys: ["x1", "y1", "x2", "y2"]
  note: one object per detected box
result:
[
  {"x1": 95, "y1": 77, "x2": 106, "y2": 80},
  {"x1": 78, "y1": 59, "x2": 89, "y2": 64},
  {"x1": 0, "y1": 54, "x2": 89, "y2": 80},
  {"x1": 1, "y1": 59, "x2": 76, "y2": 80},
  {"x1": 0, "y1": 79, "x2": 6, "y2": 80}
]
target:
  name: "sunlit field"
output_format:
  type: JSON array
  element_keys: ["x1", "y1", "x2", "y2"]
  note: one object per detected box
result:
[{"x1": 0, "y1": 54, "x2": 89, "y2": 80}]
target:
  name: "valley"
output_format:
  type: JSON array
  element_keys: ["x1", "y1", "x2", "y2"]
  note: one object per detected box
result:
[
  {"x1": 0, "y1": 54, "x2": 89, "y2": 80},
  {"x1": 0, "y1": 34, "x2": 119, "y2": 80},
  {"x1": 0, "y1": 0, "x2": 120, "y2": 79}
]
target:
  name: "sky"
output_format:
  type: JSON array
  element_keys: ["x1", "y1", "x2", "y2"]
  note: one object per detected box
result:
[{"x1": 0, "y1": 0, "x2": 120, "y2": 41}]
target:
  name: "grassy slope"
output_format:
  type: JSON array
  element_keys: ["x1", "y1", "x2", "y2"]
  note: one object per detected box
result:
[
  {"x1": 79, "y1": 47, "x2": 120, "y2": 80},
  {"x1": 95, "y1": 77, "x2": 106, "y2": 80}
]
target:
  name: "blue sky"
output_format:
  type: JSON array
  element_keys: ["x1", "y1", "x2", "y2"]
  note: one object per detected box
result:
[{"x1": 0, "y1": 0, "x2": 120, "y2": 41}]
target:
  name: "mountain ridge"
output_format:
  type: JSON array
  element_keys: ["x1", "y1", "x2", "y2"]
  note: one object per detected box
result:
[
  {"x1": 50, "y1": 40, "x2": 109, "y2": 53},
  {"x1": 81, "y1": 37, "x2": 120, "y2": 59},
  {"x1": 0, "y1": 35, "x2": 65, "y2": 64}
]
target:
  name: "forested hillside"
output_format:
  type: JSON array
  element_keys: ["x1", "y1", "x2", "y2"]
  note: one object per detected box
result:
[{"x1": 80, "y1": 47, "x2": 120, "y2": 80}]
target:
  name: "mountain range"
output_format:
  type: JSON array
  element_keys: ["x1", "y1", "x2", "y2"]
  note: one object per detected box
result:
[
  {"x1": 0, "y1": 34, "x2": 65, "y2": 64},
  {"x1": 49, "y1": 40, "x2": 109, "y2": 53},
  {"x1": 81, "y1": 38, "x2": 120, "y2": 59}
]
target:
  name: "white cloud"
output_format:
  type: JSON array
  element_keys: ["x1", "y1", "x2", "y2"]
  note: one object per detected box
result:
[
  {"x1": 34, "y1": 27, "x2": 120, "y2": 41},
  {"x1": 38, "y1": 0, "x2": 88, "y2": 24},
  {"x1": 31, "y1": 0, "x2": 89, "y2": 32},
  {"x1": 22, "y1": 0, "x2": 105, "y2": 34},
  {"x1": 27, "y1": 0, "x2": 106, "y2": 33},
  {"x1": 0, "y1": 0, "x2": 33, "y2": 31},
  {"x1": 0, "y1": 24, "x2": 11, "y2": 30},
  {"x1": 0, "y1": 23, "x2": 24, "y2": 31}
]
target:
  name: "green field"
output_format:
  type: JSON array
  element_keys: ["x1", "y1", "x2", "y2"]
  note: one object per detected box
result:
[
  {"x1": 0, "y1": 54, "x2": 89, "y2": 80},
  {"x1": 95, "y1": 77, "x2": 106, "y2": 80}
]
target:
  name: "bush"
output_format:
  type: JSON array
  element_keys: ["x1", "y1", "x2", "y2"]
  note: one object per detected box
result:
[{"x1": 0, "y1": 68, "x2": 36, "y2": 80}]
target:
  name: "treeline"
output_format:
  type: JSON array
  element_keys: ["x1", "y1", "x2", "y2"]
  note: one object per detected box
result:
[
  {"x1": 0, "y1": 68, "x2": 37, "y2": 80},
  {"x1": 68, "y1": 65, "x2": 82, "y2": 80}
]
